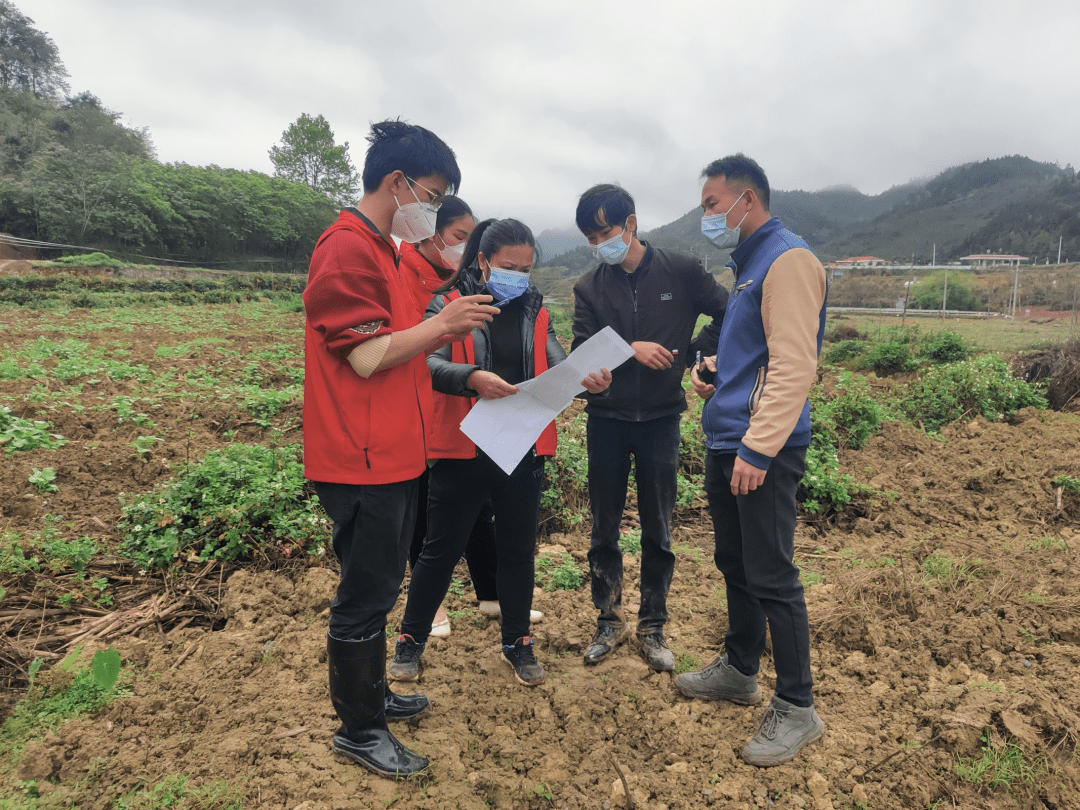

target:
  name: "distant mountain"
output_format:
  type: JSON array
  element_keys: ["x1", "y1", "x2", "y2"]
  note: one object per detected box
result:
[
  {"x1": 535, "y1": 227, "x2": 587, "y2": 262},
  {"x1": 537, "y1": 156, "x2": 1079, "y2": 279}
]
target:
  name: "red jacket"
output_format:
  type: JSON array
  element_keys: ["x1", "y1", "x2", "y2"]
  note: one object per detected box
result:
[
  {"x1": 427, "y1": 288, "x2": 559, "y2": 460},
  {"x1": 398, "y1": 241, "x2": 453, "y2": 321},
  {"x1": 302, "y1": 209, "x2": 433, "y2": 485}
]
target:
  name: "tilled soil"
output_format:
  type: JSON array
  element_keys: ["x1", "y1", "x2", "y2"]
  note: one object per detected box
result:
[{"x1": 3, "y1": 304, "x2": 1080, "y2": 809}]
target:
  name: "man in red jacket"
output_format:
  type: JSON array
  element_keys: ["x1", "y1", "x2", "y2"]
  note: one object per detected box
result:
[{"x1": 303, "y1": 120, "x2": 497, "y2": 778}]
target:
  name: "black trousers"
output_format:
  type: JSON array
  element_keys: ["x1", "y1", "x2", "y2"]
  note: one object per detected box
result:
[
  {"x1": 409, "y1": 469, "x2": 498, "y2": 602},
  {"x1": 705, "y1": 447, "x2": 814, "y2": 707},
  {"x1": 586, "y1": 414, "x2": 679, "y2": 635},
  {"x1": 313, "y1": 478, "x2": 419, "y2": 641},
  {"x1": 401, "y1": 451, "x2": 544, "y2": 646}
]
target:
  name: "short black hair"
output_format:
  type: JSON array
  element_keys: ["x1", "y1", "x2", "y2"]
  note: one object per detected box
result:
[
  {"x1": 361, "y1": 119, "x2": 461, "y2": 194},
  {"x1": 701, "y1": 154, "x2": 770, "y2": 210},
  {"x1": 575, "y1": 184, "x2": 635, "y2": 236}
]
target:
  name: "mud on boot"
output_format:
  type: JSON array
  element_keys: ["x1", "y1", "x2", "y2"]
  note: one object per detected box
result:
[
  {"x1": 583, "y1": 621, "x2": 630, "y2": 664},
  {"x1": 638, "y1": 632, "x2": 675, "y2": 672},
  {"x1": 502, "y1": 636, "x2": 545, "y2": 686},
  {"x1": 327, "y1": 633, "x2": 429, "y2": 778},
  {"x1": 388, "y1": 634, "x2": 425, "y2": 683}
]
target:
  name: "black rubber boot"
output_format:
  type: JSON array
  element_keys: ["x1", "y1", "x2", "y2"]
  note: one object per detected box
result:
[
  {"x1": 326, "y1": 633, "x2": 429, "y2": 778},
  {"x1": 385, "y1": 683, "x2": 429, "y2": 721}
]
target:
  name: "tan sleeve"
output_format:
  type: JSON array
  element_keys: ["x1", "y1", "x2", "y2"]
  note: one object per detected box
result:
[
  {"x1": 346, "y1": 334, "x2": 392, "y2": 379},
  {"x1": 741, "y1": 248, "x2": 826, "y2": 459}
]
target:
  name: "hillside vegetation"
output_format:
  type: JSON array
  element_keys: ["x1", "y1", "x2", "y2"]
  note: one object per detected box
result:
[{"x1": 542, "y1": 157, "x2": 1080, "y2": 273}]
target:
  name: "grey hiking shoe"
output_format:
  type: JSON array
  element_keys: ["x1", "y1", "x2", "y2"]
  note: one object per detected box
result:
[
  {"x1": 639, "y1": 633, "x2": 675, "y2": 672},
  {"x1": 388, "y1": 634, "x2": 424, "y2": 682},
  {"x1": 741, "y1": 696, "x2": 825, "y2": 767},
  {"x1": 674, "y1": 654, "x2": 763, "y2": 704},
  {"x1": 583, "y1": 622, "x2": 630, "y2": 664}
]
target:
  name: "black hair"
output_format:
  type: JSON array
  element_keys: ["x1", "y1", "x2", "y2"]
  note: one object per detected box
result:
[
  {"x1": 439, "y1": 218, "x2": 539, "y2": 292},
  {"x1": 361, "y1": 119, "x2": 461, "y2": 194},
  {"x1": 700, "y1": 153, "x2": 771, "y2": 210},
  {"x1": 435, "y1": 195, "x2": 474, "y2": 233},
  {"x1": 575, "y1": 184, "x2": 636, "y2": 236}
]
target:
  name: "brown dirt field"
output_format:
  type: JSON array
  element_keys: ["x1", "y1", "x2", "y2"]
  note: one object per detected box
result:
[{"x1": 3, "y1": 303, "x2": 1080, "y2": 810}]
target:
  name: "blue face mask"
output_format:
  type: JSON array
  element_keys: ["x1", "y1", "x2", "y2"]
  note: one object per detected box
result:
[
  {"x1": 701, "y1": 194, "x2": 749, "y2": 249},
  {"x1": 592, "y1": 224, "x2": 631, "y2": 265},
  {"x1": 486, "y1": 267, "x2": 531, "y2": 305}
]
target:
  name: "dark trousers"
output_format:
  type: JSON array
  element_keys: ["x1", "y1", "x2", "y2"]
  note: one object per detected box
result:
[
  {"x1": 409, "y1": 469, "x2": 498, "y2": 602},
  {"x1": 705, "y1": 447, "x2": 814, "y2": 707},
  {"x1": 313, "y1": 478, "x2": 418, "y2": 641},
  {"x1": 586, "y1": 414, "x2": 679, "y2": 635},
  {"x1": 401, "y1": 451, "x2": 544, "y2": 646}
]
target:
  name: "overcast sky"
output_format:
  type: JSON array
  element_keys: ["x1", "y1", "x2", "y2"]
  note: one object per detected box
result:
[{"x1": 28, "y1": 0, "x2": 1080, "y2": 233}]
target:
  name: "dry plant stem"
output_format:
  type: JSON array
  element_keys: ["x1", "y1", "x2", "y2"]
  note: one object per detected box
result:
[
  {"x1": 171, "y1": 642, "x2": 198, "y2": 670},
  {"x1": 858, "y1": 733, "x2": 941, "y2": 779},
  {"x1": 608, "y1": 751, "x2": 634, "y2": 810}
]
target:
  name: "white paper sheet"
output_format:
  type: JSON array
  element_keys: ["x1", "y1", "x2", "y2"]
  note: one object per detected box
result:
[{"x1": 459, "y1": 326, "x2": 635, "y2": 474}]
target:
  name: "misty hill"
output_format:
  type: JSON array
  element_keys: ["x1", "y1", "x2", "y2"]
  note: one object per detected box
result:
[
  {"x1": 538, "y1": 156, "x2": 1079, "y2": 280},
  {"x1": 535, "y1": 227, "x2": 587, "y2": 262}
]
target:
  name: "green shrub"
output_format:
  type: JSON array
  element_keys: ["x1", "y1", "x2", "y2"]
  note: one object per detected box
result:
[
  {"x1": 823, "y1": 339, "x2": 866, "y2": 364},
  {"x1": 898, "y1": 355, "x2": 1046, "y2": 432},
  {"x1": 800, "y1": 423, "x2": 857, "y2": 516},
  {"x1": 919, "y1": 330, "x2": 969, "y2": 363},
  {"x1": 817, "y1": 371, "x2": 887, "y2": 450},
  {"x1": 118, "y1": 443, "x2": 329, "y2": 570},
  {"x1": 861, "y1": 339, "x2": 916, "y2": 375},
  {"x1": 799, "y1": 372, "x2": 883, "y2": 515},
  {"x1": 541, "y1": 412, "x2": 590, "y2": 532}
]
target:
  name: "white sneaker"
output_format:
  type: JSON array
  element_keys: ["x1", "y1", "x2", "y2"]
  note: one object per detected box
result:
[
  {"x1": 429, "y1": 604, "x2": 451, "y2": 638},
  {"x1": 477, "y1": 601, "x2": 543, "y2": 622}
]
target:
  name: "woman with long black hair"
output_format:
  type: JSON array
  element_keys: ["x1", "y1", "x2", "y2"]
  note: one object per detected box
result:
[{"x1": 390, "y1": 218, "x2": 611, "y2": 686}]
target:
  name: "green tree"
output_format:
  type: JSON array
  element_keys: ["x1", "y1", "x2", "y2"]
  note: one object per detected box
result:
[
  {"x1": 268, "y1": 113, "x2": 357, "y2": 206},
  {"x1": 0, "y1": 1, "x2": 69, "y2": 97},
  {"x1": 911, "y1": 270, "x2": 978, "y2": 311}
]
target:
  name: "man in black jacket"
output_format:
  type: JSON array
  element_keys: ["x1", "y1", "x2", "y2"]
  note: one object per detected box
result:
[{"x1": 572, "y1": 184, "x2": 728, "y2": 670}]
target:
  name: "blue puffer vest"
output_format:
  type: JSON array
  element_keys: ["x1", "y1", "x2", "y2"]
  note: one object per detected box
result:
[{"x1": 701, "y1": 218, "x2": 826, "y2": 468}]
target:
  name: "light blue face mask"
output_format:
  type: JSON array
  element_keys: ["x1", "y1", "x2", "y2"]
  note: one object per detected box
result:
[
  {"x1": 701, "y1": 194, "x2": 749, "y2": 249},
  {"x1": 592, "y1": 224, "x2": 631, "y2": 265},
  {"x1": 486, "y1": 267, "x2": 531, "y2": 305}
]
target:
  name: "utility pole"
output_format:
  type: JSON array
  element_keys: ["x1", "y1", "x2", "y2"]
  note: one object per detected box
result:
[
  {"x1": 1011, "y1": 263, "x2": 1020, "y2": 319},
  {"x1": 932, "y1": 243, "x2": 936, "y2": 266},
  {"x1": 1058, "y1": 235, "x2": 1063, "y2": 265},
  {"x1": 941, "y1": 266, "x2": 948, "y2": 322}
]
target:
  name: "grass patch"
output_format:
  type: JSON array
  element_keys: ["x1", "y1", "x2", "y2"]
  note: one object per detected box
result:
[
  {"x1": 534, "y1": 552, "x2": 585, "y2": 592},
  {"x1": 954, "y1": 731, "x2": 1050, "y2": 793}
]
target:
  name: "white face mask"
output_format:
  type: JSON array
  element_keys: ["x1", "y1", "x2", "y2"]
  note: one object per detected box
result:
[
  {"x1": 437, "y1": 235, "x2": 466, "y2": 270},
  {"x1": 391, "y1": 182, "x2": 438, "y2": 243}
]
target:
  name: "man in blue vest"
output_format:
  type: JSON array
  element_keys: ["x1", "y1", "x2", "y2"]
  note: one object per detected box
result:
[{"x1": 675, "y1": 154, "x2": 827, "y2": 767}]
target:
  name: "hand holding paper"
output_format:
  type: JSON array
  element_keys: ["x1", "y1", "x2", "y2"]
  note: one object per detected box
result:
[{"x1": 460, "y1": 327, "x2": 634, "y2": 474}]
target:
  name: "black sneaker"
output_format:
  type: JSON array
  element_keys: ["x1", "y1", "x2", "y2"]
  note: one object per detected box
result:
[
  {"x1": 388, "y1": 634, "x2": 424, "y2": 682},
  {"x1": 501, "y1": 636, "x2": 545, "y2": 686}
]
